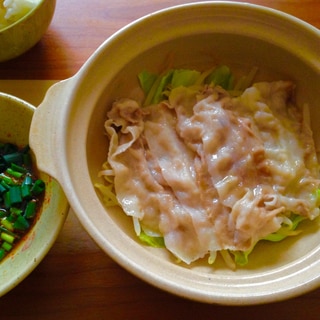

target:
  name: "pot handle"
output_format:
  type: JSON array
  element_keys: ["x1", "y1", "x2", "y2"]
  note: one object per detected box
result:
[{"x1": 29, "y1": 77, "x2": 75, "y2": 180}]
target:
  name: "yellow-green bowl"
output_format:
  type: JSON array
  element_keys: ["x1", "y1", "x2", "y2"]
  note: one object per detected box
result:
[
  {"x1": 0, "y1": 92, "x2": 69, "y2": 297},
  {"x1": 0, "y1": 0, "x2": 56, "y2": 62}
]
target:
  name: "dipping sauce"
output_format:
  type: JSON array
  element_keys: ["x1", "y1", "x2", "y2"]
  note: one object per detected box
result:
[{"x1": 0, "y1": 142, "x2": 45, "y2": 262}]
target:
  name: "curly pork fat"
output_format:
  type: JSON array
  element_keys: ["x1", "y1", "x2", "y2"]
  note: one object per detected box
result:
[{"x1": 105, "y1": 81, "x2": 320, "y2": 264}]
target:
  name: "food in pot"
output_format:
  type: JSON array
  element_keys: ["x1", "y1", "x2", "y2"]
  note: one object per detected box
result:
[
  {"x1": 96, "y1": 65, "x2": 320, "y2": 268},
  {"x1": 0, "y1": 0, "x2": 40, "y2": 30},
  {"x1": 0, "y1": 143, "x2": 45, "y2": 261}
]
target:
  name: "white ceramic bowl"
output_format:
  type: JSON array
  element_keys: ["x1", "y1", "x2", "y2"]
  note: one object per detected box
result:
[
  {"x1": 30, "y1": 2, "x2": 320, "y2": 305},
  {"x1": 0, "y1": 92, "x2": 69, "y2": 297},
  {"x1": 0, "y1": 0, "x2": 56, "y2": 62}
]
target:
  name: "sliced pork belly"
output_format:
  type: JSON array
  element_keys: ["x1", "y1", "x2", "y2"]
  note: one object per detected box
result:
[{"x1": 104, "y1": 81, "x2": 320, "y2": 264}]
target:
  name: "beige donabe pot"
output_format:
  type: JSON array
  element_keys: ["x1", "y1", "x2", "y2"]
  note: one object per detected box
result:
[{"x1": 30, "y1": 2, "x2": 320, "y2": 305}]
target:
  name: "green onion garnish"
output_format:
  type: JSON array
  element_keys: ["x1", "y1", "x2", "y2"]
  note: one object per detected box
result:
[{"x1": 0, "y1": 143, "x2": 45, "y2": 261}]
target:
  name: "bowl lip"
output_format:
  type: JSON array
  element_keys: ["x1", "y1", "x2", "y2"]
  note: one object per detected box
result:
[
  {"x1": 0, "y1": 92, "x2": 69, "y2": 298},
  {"x1": 0, "y1": 91, "x2": 36, "y2": 111},
  {"x1": 36, "y1": 1, "x2": 320, "y2": 306},
  {"x1": 80, "y1": 0, "x2": 320, "y2": 75},
  {"x1": 0, "y1": 0, "x2": 48, "y2": 33}
]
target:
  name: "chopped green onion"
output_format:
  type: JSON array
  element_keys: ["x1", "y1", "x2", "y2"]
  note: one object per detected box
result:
[
  {"x1": 0, "y1": 210, "x2": 7, "y2": 218},
  {"x1": 21, "y1": 184, "x2": 31, "y2": 199},
  {"x1": 24, "y1": 200, "x2": 37, "y2": 219},
  {"x1": 22, "y1": 175, "x2": 32, "y2": 186},
  {"x1": 0, "y1": 225, "x2": 17, "y2": 237},
  {"x1": 13, "y1": 215, "x2": 29, "y2": 231},
  {"x1": 10, "y1": 207, "x2": 22, "y2": 215},
  {"x1": 0, "y1": 180, "x2": 10, "y2": 191},
  {"x1": 21, "y1": 176, "x2": 33, "y2": 199},
  {"x1": 1, "y1": 232, "x2": 15, "y2": 244},
  {"x1": 5, "y1": 168, "x2": 23, "y2": 179},
  {"x1": 3, "y1": 152, "x2": 23, "y2": 166},
  {"x1": 3, "y1": 191, "x2": 12, "y2": 208},
  {"x1": 0, "y1": 248, "x2": 6, "y2": 261},
  {"x1": 0, "y1": 183, "x2": 7, "y2": 194},
  {"x1": 0, "y1": 173, "x2": 16, "y2": 186},
  {"x1": 2, "y1": 242, "x2": 12, "y2": 252},
  {"x1": 11, "y1": 162, "x2": 28, "y2": 174},
  {"x1": 1, "y1": 218, "x2": 13, "y2": 231},
  {"x1": 5, "y1": 186, "x2": 22, "y2": 207},
  {"x1": 31, "y1": 179, "x2": 45, "y2": 195}
]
